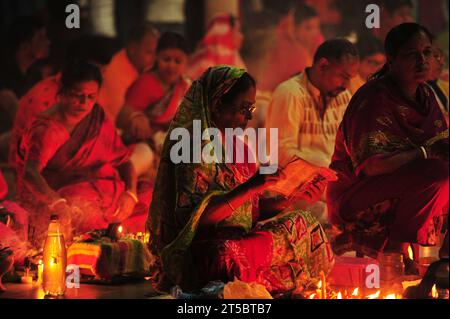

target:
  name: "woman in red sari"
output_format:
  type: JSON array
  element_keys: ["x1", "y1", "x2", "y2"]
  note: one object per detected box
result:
[
  {"x1": 16, "y1": 61, "x2": 139, "y2": 245},
  {"x1": 119, "y1": 32, "x2": 191, "y2": 151},
  {"x1": 118, "y1": 32, "x2": 191, "y2": 182},
  {"x1": 327, "y1": 23, "x2": 449, "y2": 272}
]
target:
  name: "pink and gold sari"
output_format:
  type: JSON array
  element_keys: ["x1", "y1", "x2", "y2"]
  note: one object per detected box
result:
[{"x1": 16, "y1": 105, "x2": 151, "y2": 244}]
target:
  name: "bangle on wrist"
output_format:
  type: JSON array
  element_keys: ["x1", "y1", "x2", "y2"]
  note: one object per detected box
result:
[
  {"x1": 419, "y1": 146, "x2": 428, "y2": 159},
  {"x1": 125, "y1": 190, "x2": 139, "y2": 204}
]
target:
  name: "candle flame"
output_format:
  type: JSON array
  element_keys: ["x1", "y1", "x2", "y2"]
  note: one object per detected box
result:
[
  {"x1": 38, "y1": 259, "x2": 42, "y2": 265},
  {"x1": 118, "y1": 225, "x2": 123, "y2": 233},
  {"x1": 431, "y1": 285, "x2": 438, "y2": 298},
  {"x1": 352, "y1": 287, "x2": 359, "y2": 296},
  {"x1": 317, "y1": 280, "x2": 322, "y2": 289},
  {"x1": 337, "y1": 292, "x2": 343, "y2": 299},
  {"x1": 408, "y1": 246, "x2": 414, "y2": 260},
  {"x1": 367, "y1": 291, "x2": 381, "y2": 299}
]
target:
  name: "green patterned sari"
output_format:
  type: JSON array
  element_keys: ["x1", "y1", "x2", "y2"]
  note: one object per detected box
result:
[{"x1": 147, "y1": 66, "x2": 334, "y2": 293}]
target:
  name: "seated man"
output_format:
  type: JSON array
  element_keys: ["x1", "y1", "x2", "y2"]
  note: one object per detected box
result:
[
  {"x1": 349, "y1": 34, "x2": 385, "y2": 94},
  {"x1": 248, "y1": 3, "x2": 324, "y2": 131},
  {"x1": 292, "y1": 3, "x2": 324, "y2": 68},
  {"x1": 373, "y1": 0, "x2": 415, "y2": 42},
  {"x1": 265, "y1": 39, "x2": 358, "y2": 223},
  {"x1": 15, "y1": 61, "x2": 150, "y2": 246},
  {"x1": 98, "y1": 22, "x2": 160, "y2": 179},
  {"x1": 98, "y1": 22, "x2": 159, "y2": 124}
]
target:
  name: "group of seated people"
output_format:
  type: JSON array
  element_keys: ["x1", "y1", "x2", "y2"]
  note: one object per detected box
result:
[{"x1": 0, "y1": 8, "x2": 448, "y2": 297}]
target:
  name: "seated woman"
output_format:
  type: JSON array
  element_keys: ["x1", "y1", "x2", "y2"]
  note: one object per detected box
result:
[
  {"x1": 147, "y1": 66, "x2": 335, "y2": 295},
  {"x1": 327, "y1": 23, "x2": 449, "y2": 272},
  {"x1": 15, "y1": 61, "x2": 142, "y2": 246},
  {"x1": 118, "y1": 32, "x2": 191, "y2": 179}
]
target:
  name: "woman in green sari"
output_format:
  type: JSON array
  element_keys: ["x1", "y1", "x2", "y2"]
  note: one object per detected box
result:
[{"x1": 147, "y1": 65, "x2": 335, "y2": 295}]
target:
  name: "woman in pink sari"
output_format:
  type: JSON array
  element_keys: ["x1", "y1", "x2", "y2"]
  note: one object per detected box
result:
[
  {"x1": 119, "y1": 32, "x2": 191, "y2": 152},
  {"x1": 16, "y1": 61, "x2": 140, "y2": 246},
  {"x1": 327, "y1": 23, "x2": 449, "y2": 273},
  {"x1": 117, "y1": 32, "x2": 191, "y2": 185}
]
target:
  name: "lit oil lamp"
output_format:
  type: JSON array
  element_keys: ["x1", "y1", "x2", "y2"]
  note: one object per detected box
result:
[{"x1": 106, "y1": 223, "x2": 124, "y2": 241}]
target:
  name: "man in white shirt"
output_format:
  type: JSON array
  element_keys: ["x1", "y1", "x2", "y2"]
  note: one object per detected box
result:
[{"x1": 265, "y1": 38, "x2": 359, "y2": 224}]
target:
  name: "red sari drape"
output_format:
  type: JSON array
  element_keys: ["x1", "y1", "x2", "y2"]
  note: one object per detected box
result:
[
  {"x1": 125, "y1": 72, "x2": 190, "y2": 127},
  {"x1": 17, "y1": 105, "x2": 132, "y2": 242},
  {"x1": 327, "y1": 76, "x2": 449, "y2": 257}
]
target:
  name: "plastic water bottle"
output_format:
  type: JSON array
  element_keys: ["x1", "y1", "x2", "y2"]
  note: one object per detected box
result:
[{"x1": 42, "y1": 215, "x2": 67, "y2": 297}]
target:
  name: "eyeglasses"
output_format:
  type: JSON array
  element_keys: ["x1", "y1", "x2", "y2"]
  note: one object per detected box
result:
[{"x1": 235, "y1": 102, "x2": 256, "y2": 117}]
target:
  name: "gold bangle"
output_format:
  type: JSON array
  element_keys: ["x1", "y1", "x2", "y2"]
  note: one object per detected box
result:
[
  {"x1": 419, "y1": 146, "x2": 428, "y2": 159},
  {"x1": 125, "y1": 190, "x2": 139, "y2": 204}
]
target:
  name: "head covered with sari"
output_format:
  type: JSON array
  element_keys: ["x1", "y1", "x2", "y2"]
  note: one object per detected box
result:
[
  {"x1": 147, "y1": 65, "x2": 256, "y2": 287},
  {"x1": 327, "y1": 23, "x2": 448, "y2": 255}
]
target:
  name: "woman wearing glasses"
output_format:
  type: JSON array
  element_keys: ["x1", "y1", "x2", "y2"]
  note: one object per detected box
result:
[
  {"x1": 15, "y1": 61, "x2": 140, "y2": 245},
  {"x1": 148, "y1": 65, "x2": 335, "y2": 295}
]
